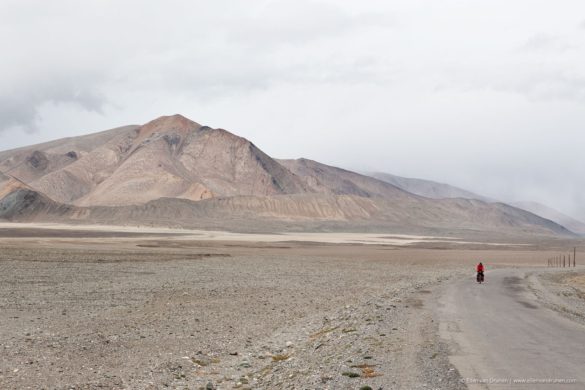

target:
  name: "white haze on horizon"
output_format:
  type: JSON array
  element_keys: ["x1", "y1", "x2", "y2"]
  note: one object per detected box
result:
[{"x1": 1, "y1": 0, "x2": 584, "y2": 221}]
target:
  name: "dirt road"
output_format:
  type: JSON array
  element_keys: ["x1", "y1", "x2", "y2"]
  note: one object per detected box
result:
[{"x1": 438, "y1": 268, "x2": 585, "y2": 390}]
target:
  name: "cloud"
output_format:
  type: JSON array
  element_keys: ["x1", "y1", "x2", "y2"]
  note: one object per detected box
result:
[
  {"x1": 0, "y1": 0, "x2": 395, "y2": 131},
  {"x1": 520, "y1": 33, "x2": 574, "y2": 52},
  {"x1": 0, "y1": 1, "x2": 111, "y2": 132},
  {"x1": 0, "y1": 72, "x2": 105, "y2": 133},
  {"x1": 493, "y1": 71, "x2": 585, "y2": 102},
  {"x1": 0, "y1": 97, "x2": 37, "y2": 133},
  {"x1": 2, "y1": 0, "x2": 585, "y2": 221},
  {"x1": 226, "y1": 0, "x2": 392, "y2": 47}
]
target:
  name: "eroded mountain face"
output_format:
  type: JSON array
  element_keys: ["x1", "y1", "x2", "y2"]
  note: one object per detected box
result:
[
  {"x1": 0, "y1": 114, "x2": 574, "y2": 236},
  {"x1": 0, "y1": 115, "x2": 313, "y2": 207}
]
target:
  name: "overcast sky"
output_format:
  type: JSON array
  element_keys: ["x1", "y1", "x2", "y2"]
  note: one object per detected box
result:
[{"x1": 1, "y1": 0, "x2": 584, "y2": 220}]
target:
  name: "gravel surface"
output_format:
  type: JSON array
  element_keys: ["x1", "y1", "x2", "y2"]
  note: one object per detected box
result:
[
  {"x1": 0, "y1": 238, "x2": 474, "y2": 389},
  {"x1": 0, "y1": 241, "x2": 471, "y2": 389},
  {"x1": 1, "y1": 232, "x2": 555, "y2": 389},
  {"x1": 530, "y1": 268, "x2": 585, "y2": 325}
]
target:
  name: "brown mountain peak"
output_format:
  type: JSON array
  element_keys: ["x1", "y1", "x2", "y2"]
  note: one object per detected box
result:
[
  {"x1": 137, "y1": 114, "x2": 201, "y2": 137},
  {"x1": 129, "y1": 114, "x2": 203, "y2": 150}
]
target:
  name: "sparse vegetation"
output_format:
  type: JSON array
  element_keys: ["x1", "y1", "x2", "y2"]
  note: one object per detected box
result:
[
  {"x1": 352, "y1": 364, "x2": 382, "y2": 378},
  {"x1": 310, "y1": 326, "x2": 339, "y2": 340},
  {"x1": 271, "y1": 354, "x2": 290, "y2": 362}
]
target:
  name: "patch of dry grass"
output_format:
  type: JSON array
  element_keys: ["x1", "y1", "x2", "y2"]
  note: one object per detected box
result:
[
  {"x1": 271, "y1": 354, "x2": 290, "y2": 362},
  {"x1": 351, "y1": 363, "x2": 383, "y2": 378},
  {"x1": 309, "y1": 326, "x2": 339, "y2": 340}
]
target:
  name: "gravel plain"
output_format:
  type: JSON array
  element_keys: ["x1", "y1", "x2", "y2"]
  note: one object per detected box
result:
[
  {"x1": 530, "y1": 268, "x2": 585, "y2": 326},
  {"x1": 0, "y1": 228, "x2": 577, "y2": 389}
]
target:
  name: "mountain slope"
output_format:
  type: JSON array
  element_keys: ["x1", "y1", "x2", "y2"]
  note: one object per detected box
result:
[
  {"x1": 0, "y1": 171, "x2": 35, "y2": 199},
  {"x1": 369, "y1": 172, "x2": 493, "y2": 201},
  {"x1": 370, "y1": 171, "x2": 583, "y2": 235},
  {"x1": 0, "y1": 187, "x2": 572, "y2": 237},
  {"x1": 0, "y1": 114, "x2": 575, "y2": 237},
  {"x1": 277, "y1": 158, "x2": 571, "y2": 236},
  {"x1": 278, "y1": 159, "x2": 413, "y2": 199},
  {"x1": 0, "y1": 115, "x2": 310, "y2": 207},
  {"x1": 0, "y1": 188, "x2": 74, "y2": 221},
  {"x1": 511, "y1": 201, "x2": 585, "y2": 236},
  {"x1": 0, "y1": 126, "x2": 139, "y2": 184}
]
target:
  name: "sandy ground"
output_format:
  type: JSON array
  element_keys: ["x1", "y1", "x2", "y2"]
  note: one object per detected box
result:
[
  {"x1": 0, "y1": 222, "x2": 537, "y2": 246},
  {"x1": 0, "y1": 224, "x2": 583, "y2": 389}
]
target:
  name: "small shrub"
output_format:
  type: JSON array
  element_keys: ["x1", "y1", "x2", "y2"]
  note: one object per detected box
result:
[
  {"x1": 310, "y1": 326, "x2": 339, "y2": 340},
  {"x1": 271, "y1": 354, "x2": 290, "y2": 362},
  {"x1": 351, "y1": 364, "x2": 382, "y2": 378}
]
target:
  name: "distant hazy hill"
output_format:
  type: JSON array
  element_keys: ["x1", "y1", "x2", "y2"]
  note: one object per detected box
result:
[
  {"x1": 369, "y1": 172, "x2": 585, "y2": 235},
  {"x1": 369, "y1": 172, "x2": 493, "y2": 202},
  {"x1": 0, "y1": 114, "x2": 573, "y2": 237},
  {"x1": 511, "y1": 201, "x2": 585, "y2": 236}
]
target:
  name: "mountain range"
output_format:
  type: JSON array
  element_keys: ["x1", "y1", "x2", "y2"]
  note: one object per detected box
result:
[
  {"x1": 509, "y1": 201, "x2": 585, "y2": 236},
  {"x1": 369, "y1": 172, "x2": 585, "y2": 236},
  {"x1": 368, "y1": 172, "x2": 493, "y2": 202},
  {"x1": 0, "y1": 114, "x2": 576, "y2": 237}
]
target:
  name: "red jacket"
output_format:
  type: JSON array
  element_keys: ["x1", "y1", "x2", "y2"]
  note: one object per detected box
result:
[{"x1": 476, "y1": 263, "x2": 484, "y2": 273}]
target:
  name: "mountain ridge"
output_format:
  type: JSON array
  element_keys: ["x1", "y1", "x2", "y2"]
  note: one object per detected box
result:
[
  {"x1": 0, "y1": 114, "x2": 574, "y2": 237},
  {"x1": 368, "y1": 171, "x2": 493, "y2": 202},
  {"x1": 511, "y1": 201, "x2": 585, "y2": 236},
  {"x1": 368, "y1": 170, "x2": 583, "y2": 236}
]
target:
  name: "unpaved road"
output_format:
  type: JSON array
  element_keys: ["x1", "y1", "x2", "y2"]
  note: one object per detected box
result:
[{"x1": 438, "y1": 268, "x2": 585, "y2": 390}]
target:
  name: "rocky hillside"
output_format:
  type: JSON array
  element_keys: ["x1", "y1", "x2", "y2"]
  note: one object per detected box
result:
[
  {"x1": 370, "y1": 172, "x2": 585, "y2": 236},
  {"x1": 369, "y1": 172, "x2": 492, "y2": 202},
  {"x1": 511, "y1": 201, "x2": 585, "y2": 236},
  {"x1": 0, "y1": 115, "x2": 308, "y2": 207},
  {"x1": 0, "y1": 114, "x2": 574, "y2": 237}
]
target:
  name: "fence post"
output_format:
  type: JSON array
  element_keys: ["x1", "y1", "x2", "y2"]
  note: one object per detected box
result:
[{"x1": 568, "y1": 254, "x2": 571, "y2": 268}]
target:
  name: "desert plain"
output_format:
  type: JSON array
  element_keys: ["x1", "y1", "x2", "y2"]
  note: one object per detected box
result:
[{"x1": 1, "y1": 223, "x2": 583, "y2": 390}]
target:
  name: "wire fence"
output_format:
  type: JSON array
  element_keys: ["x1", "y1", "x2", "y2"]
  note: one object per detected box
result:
[{"x1": 547, "y1": 247, "x2": 577, "y2": 268}]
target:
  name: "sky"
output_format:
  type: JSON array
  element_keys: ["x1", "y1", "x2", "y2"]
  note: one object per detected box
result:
[{"x1": 1, "y1": 0, "x2": 584, "y2": 220}]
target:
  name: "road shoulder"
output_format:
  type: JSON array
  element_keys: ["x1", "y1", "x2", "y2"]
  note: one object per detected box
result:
[{"x1": 528, "y1": 268, "x2": 585, "y2": 326}]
